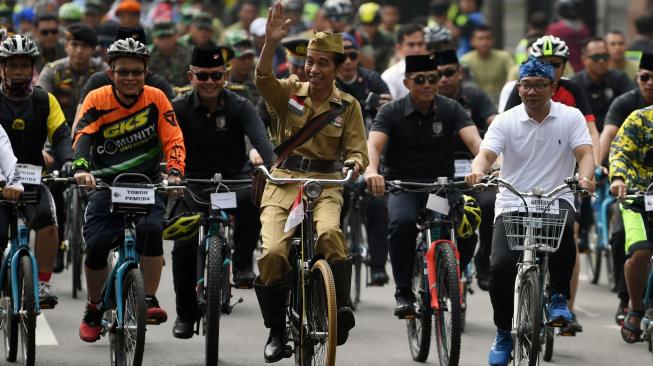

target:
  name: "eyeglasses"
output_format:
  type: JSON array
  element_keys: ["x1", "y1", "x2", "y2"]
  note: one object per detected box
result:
[
  {"x1": 640, "y1": 74, "x2": 653, "y2": 82},
  {"x1": 40, "y1": 28, "x2": 58, "y2": 36},
  {"x1": 545, "y1": 61, "x2": 563, "y2": 69},
  {"x1": 438, "y1": 68, "x2": 458, "y2": 78},
  {"x1": 345, "y1": 51, "x2": 358, "y2": 61},
  {"x1": 192, "y1": 71, "x2": 224, "y2": 82},
  {"x1": 587, "y1": 53, "x2": 610, "y2": 62},
  {"x1": 409, "y1": 73, "x2": 440, "y2": 85},
  {"x1": 518, "y1": 81, "x2": 552, "y2": 91},
  {"x1": 114, "y1": 68, "x2": 146, "y2": 77}
]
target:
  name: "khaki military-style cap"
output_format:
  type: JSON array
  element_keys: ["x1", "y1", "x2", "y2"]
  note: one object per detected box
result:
[{"x1": 307, "y1": 31, "x2": 344, "y2": 55}]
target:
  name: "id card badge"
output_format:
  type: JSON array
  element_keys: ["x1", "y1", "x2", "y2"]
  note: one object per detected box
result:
[
  {"x1": 426, "y1": 194, "x2": 450, "y2": 215},
  {"x1": 210, "y1": 192, "x2": 238, "y2": 209},
  {"x1": 15, "y1": 164, "x2": 42, "y2": 185},
  {"x1": 645, "y1": 194, "x2": 653, "y2": 212}
]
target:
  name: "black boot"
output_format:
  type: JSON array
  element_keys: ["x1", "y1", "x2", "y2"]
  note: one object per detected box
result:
[
  {"x1": 255, "y1": 279, "x2": 290, "y2": 363},
  {"x1": 330, "y1": 258, "x2": 355, "y2": 346}
]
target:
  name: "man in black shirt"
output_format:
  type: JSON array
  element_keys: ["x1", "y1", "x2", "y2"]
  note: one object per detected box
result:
[
  {"x1": 436, "y1": 48, "x2": 497, "y2": 291},
  {"x1": 571, "y1": 37, "x2": 636, "y2": 132},
  {"x1": 169, "y1": 46, "x2": 274, "y2": 339},
  {"x1": 336, "y1": 33, "x2": 392, "y2": 285},
  {"x1": 365, "y1": 54, "x2": 482, "y2": 317}
]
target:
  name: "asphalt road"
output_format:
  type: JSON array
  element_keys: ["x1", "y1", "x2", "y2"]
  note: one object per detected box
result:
[{"x1": 16, "y1": 248, "x2": 653, "y2": 366}]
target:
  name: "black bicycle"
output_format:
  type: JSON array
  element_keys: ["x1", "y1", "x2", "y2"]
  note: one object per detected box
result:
[{"x1": 343, "y1": 178, "x2": 370, "y2": 310}]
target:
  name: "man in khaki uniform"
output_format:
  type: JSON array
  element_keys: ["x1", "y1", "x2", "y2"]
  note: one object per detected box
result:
[{"x1": 254, "y1": 2, "x2": 369, "y2": 363}]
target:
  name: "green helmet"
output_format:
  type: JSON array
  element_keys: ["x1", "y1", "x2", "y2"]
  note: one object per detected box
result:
[{"x1": 59, "y1": 2, "x2": 82, "y2": 22}]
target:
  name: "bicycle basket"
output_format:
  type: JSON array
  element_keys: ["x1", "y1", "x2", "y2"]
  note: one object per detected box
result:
[{"x1": 501, "y1": 206, "x2": 568, "y2": 252}]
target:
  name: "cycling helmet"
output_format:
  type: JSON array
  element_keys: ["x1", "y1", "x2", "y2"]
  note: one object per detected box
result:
[
  {"x1": 323, "y1": 0, "x2": 353, "y2": 18},
  {"x1": 107, "y1": 37, "x2": 149, "y2": 62},
  {"x1": 0, "y1": 34, "x2": 39, "y2": 60},
  {"x1": 424, "y1": 25, "x2": 452, "y2": 44},
  {"x1": 456, "y1": 195, "x2": 481, "y2": 239},
  {"x1": 358, "y1": 2, "x2": 381, "y2": 25},
  {"x1": 530, "y1": 35, "x2": 569, "y2": 59},
  {"x1": 163, "y1": 213, "x2": 202, "y2": 241}
]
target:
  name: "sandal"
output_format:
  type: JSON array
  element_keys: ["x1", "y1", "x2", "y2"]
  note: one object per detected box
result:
[{"x1": 621, "y1": 310, "x2": 644, "y2": 344}]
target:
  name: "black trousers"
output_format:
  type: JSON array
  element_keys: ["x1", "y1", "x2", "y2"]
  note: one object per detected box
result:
[
  {"x1": 171, "y1": 184, "x2": 260, "y2": 320},
  {"x1": 387, "y1": 191, "x2": 477, "y2": 289},
  {"x1": 489, "y1": 199, "x2": 576, "y2": 331},
  {"x1": 472, "y1": 189, "x2": 496, "y2": 271},
  {"x1": 610, "y1": 205, "x2": 629, "y2": 302}
]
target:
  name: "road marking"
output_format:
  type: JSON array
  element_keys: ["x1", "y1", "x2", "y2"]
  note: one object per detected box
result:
[
  {"x1": 574, "y1": 305, "x2": 600, "y2": 318},
  {"x1": 603, "y1": 324, "x2": 621, "y2": 331},
  {"x1": 36, "y1": 314, "x2": 58, "y2": 346}
]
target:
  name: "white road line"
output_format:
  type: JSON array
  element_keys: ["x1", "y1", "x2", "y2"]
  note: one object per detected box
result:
[
  {"x1": 603, "y1": 324, "x2": 621, "y2": 331},
  {"x1": 574, "y1": 305, "x2": 600, "y2": 318},
  {"x1": 36, "y1": 314, "x2": 58, "y2": 346}
]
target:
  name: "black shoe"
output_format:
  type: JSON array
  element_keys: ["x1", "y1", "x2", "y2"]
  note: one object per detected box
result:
[
  {"x1": 53, "y1": 248, "x2": 65, "y2": 273},
  {"x1": 172, "y1": 317, "x2": 194, "y2": 339},
  {"x1": 394, "y1": 287, "x2": 416, "y2": 319},
  {"x1": 264, "y1": 326, "x2": 290, "y2": 363},
  {"x1": 559, "y1": 311, "x2": 583, "y2": 335},
  {"x1": 370, "y1": 266, "x2": 389, "y2": 286},
  {"x1": 38, "y1": 281, "x2": 58, "y2": 309},
  {"x1": 233, "y1": 268, "x2": 256, "y2": 289},
  {"x1": 330, "y1": 258, "x2": 356, "y2": 346}
]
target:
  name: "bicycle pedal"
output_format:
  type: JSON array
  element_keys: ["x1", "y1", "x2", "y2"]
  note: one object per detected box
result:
[
  {"x1": 39, "y1": 303, "x2": 55, "y2": 310},
  {"x1": 557, "y1": 330, "x2": 576, "y2": 337},
  {"x1": 227, "y1": 297, "x2": 244, "y2": 313},
  {"x1": 282, "y1": 345, "x2": 293, "y2": 359}
]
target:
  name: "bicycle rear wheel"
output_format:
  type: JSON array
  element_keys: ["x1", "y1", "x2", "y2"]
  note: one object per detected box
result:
[
  {"x1": 590, "y1": 245, "x2": 602, "y2": 285},
  {"x1": 542, "y1": 324, "x2": 554, "y2": 362},
  {"x1": 2, "y1": 262, "x2": 18, "y2": 362},
  {"x1": 116, "y1": 268, "x2": 146, "y2": 366},
  {"x1": 407, "y1": 249, "x2": 431, "y2": 362},
  {"x1": 515, "y1": 270, "x2": 542, "y2": 366},
  {"x1": 345, "y1": 211, "x2": 363, "y2": 310},
  {"x1": 18, "y1": 255, "x2": 35, "y2": 366},
  {"x1": 434, "y1": 243, "x2": 462, "y2": 366},
  {"x1": 299, "y1": 259, "x2": 336, "y2": 366},
  {"x1": 205, "y1": 236, "x2": 223, "y2": 366}
]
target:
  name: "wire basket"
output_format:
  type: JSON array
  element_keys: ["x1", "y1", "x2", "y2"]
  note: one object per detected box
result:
[{"x1": 501, "y1": 206, "x2": 569, "y2": 252}]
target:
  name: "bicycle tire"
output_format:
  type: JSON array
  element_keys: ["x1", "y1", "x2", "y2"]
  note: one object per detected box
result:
[
  {"x1": 407, "y1": 248, "x2": 431, "y2": 362},
  {"x1": 606, "y1": 245, "x2": 616, "y2": 291},
  {"x1": 590, "y1": 246, "x2": 602, "y2": 285},
  {"x1": 18, "y1": 255, "x2": 35, "y2": 366},
  {"x1": 515, "y1": 270, "x2": 541, "y2": 366},
  {"x1": 70, "y1": 190, "x2": 83, "y2": 299},
  {"x1": 542, "y1": 325, "x2": 554, "y2": 362},
  {"x1": 433, "y1": 243, "x2": 462, "y2": 366},
  {"x1": 299, "y1": 259, "x2": 337, "y2": 366},
  {"x1": 345, "y1": 209, "x2": 362, "y2": 310},
  {"x1": 2, "y1": 260, "x2": 18, "y2": 362},
  {"x1": 116, "y1": 268, "x2": 146, "y2": 366},
  {"x1": 205, "y1": 236, "x2": 222, "y2": 366}
]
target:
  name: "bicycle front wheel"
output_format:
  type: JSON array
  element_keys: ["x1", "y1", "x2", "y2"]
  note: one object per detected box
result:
[
  {"x1": 205, "y1": 236, "x2": 223, "y2": 366},
  {"x1": 116, "y1": 268, "x2": 146, "y2": 366},
  {"x1": 18, "y1": 255, "x2": 35, "y2": 366},
  {"x1": 2, "y1": 260, "x2": 18, "y2": 362},
  {"x1": 434, "y1": 243, "x2": 462, "y2": 366},
  {"x1": 69, "y1": 191, "x2": 84, "y2": 299},
  {"x1": 515, "y1": 270, "x2": 542, "y2": 366},
  {"x1": 299, "y1": 259, "x2": 337, "y2": 366},
  {"x1": 407, "y1": 249, "x2": 431, "y2": 362}
]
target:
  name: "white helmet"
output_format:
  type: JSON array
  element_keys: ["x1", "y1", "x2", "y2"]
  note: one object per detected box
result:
[
  {"x1": 424, "y1": 26, "x2": 452, "y2": 44},
  {"x1": 530, "y1": 35, "x2": 569, "y2": 59},
  {"x1": 0, "y1": 34, "x2": 40, "y2": 60},
  {"x1": 323, "y1": 0, "x2": 353, "y2": 18}
]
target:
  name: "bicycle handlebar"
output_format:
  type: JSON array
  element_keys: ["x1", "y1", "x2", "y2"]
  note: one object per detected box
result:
[
  {"x1": 474, "y1": 176, "x2": 592, "y2": 201},
  {"x1": 256, "y1": 165, "x2": 353, "y2": 185}
]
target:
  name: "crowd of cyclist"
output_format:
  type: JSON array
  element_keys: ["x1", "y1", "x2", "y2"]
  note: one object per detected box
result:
[{"x1": 0, "y1": 0, "x2": 651, "y2": 364}]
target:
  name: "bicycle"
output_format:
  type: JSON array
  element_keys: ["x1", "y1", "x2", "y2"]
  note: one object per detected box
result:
[
  {"x1": 477, "y1": 176, "x2": 587, "y2": 365},
  {"x1": 257, "y1": 165, "x2": 355, "y2": 366},
  {"x1": 587, "y1": 168, "x2": 615, "y2": 288},
  {"x1": 385, "y1": 177, "x2": 468, "y2": 366},
  {"x1": 343, "y1": 178, "x2": 370, "y2": 310},
  {"x1": 0, "y1": 185, "x2": 41, "y2": 366},
  {"x1": 164, "y1": 173, "x2": 250, "y2": 366}
]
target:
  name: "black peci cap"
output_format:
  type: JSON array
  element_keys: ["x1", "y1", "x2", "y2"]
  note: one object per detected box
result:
[
  {"x1": 405, "y1": 53, "x2": 438, "y2": 73},
  {"x1": 191, "y1": 46, "x2": 234, "y2": 68}
]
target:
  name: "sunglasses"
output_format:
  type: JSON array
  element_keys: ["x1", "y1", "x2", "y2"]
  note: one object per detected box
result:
[
  {"x1": 114, "y1": 68, "x2": 145, "y2": 77},
  {"x1": 193, "y1": 71, "x2": 224, "y2": 82},
  {"x1": 587, "y1": 53, "x2": 609, "y2": 62},
  {"x1": 438, "y1": 68, "x2": 458, "y2": 78},
  {"x1": 345, "y1": 51, "x2": 358, "y2": 61},
  {"x1": 409, "y1": 73, "x2": 440, "y2": 85},
  {"x1": 640, "y1": 74, "x2": 653, "y2": 82},
  {"x1": 40, "y1": 28, "x2": 58, "y2": 36}
]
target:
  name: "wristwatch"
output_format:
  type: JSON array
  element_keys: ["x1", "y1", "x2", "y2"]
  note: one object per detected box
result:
[{"x1": 168, "y1": 168, "x2": 181, "y2": 177}]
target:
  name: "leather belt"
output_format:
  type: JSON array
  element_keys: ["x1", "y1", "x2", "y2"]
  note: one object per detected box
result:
[{"x1": 279, "y1": 155, "x2": 338, "y2": 173}]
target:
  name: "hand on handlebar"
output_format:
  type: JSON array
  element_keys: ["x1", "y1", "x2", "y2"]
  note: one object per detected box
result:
[
  {"x1": 610, "y1": 178, "x2": 627, "y2": 200},
  {"x1": 74, "y1": 171, "x2": 96, "y2": 190},
  {"x1": 578, "y1": 176, "x2": 596, "y2": 194},
  {"x1": 342, "y1": 160, "x2": 360, "y2": 182},
  {"x1": 2, "y1": 185, "x2": 23, "y2": 201},
  {"x1": 465, "y1": 171, "x2": 486, "y2": 187},
  {"x1": 166, "y1": 175, "x2": 185, "y2": 199},
  {"x1": 364, "y1": 169, "x2": 385, "y2": 197}
]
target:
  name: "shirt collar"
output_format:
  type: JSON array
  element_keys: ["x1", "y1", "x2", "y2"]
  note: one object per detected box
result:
[
  {"x1": 404, "y1": 94, "x2": 435, "y2": 116},
  {"x1": 296, "y1": 81, "x2": 343, "y2": 106},
  {"x1": 189, "y1": 89, "x2": 224, "y2": 111},
  {"x1": 518, "y1": 100, "x2": 559, "y2": 122}
]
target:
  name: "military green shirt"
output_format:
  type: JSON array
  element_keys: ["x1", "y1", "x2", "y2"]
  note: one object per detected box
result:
[{"x1": 148, "y1": 43, "x2": 192, "y2": 88}]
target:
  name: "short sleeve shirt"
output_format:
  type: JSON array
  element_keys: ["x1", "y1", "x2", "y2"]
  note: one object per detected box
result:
[
  {"x1": 604, "y1": 89, "x2": 648, "y2": 129},
  {"x1": 371, "y1": 94, "x2": 474, "y2": 181},
  {"x1": 452, "y1": 85, "x2": 497, "y2": 156},
  {"x1": 481, "y1": 101, "x2": 592, "y2": 217}
]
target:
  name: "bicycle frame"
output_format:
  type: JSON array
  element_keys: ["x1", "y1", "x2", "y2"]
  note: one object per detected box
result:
[{"x1": 593, "y1": 181, "x2": 614, "y2": 251}]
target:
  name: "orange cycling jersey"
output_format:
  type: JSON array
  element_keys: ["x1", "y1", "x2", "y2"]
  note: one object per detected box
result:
[{"x1": 73, "y1": 85, "x2": 185, "y2": 180}]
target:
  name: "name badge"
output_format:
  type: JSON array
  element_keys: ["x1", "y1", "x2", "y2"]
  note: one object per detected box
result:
[
  {"x1": 454, "y1": 159, "x2": 473, "y2": 178},
  {"x1": 522, "y1": 197, "x2": 560, "y2": 214},
  {"x1": 210, "y1": 192, "x2": 237, "y2": 209},
  {"x1": 288, "y1": 97, "x2": 305, "y2": 115},
  {"x1": 645, "y1": 194, "x2": 653, "y2": 212},
  {"x1": 426, "y1": 194, "x2": 449, "y2": 215},
  {"x1": 16, "y1": 164, "x2": 42, "y2": 185},
  {"x1": 110, "y1": 187, "x2": 155, "y2": 205}
]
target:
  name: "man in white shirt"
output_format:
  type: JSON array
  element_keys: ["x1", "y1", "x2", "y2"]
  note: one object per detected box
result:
[
  {"x1": 381, "y1": 23, "x2": 427, "y2": 99},
  {"x1": 466, "y1": 57, "x2": 595, "y2": 366}
]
